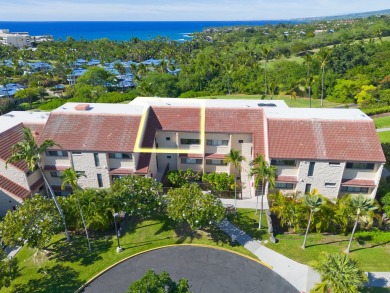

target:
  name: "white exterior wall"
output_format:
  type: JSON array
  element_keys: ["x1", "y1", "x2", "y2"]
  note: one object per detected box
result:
[
  {"x1": 205, "y1": 133, "x2": 230, "y2": 155},
  {"x1": 108, "y1": 156, "x2": 135, "y2": 169},
  {"x1": 43, "y1": 155, "x2": 71, "y2": 167},
  {"x1": 296, "y1": 161, "x2": 345, "y2": 199},
  {"x1": 0, "y1": 160, "x2": 29, "y2": 190},
  {"x1": 0, "y1": 191, "x2": 21, "y2": 217},
  {"x1": 157, "y1": 153, "x2": 177, "y2": 172},
  {"x1": 178, "y1": 132, "x2": 202, "y2": 152},
  {"x1": 178, "y1": 161, "x2": 204, "y2": 172},
  {"x1": 148, "y1": 153, "x2": 158, "y2": 178},
  {"x1": 230, "y1": 134, "x2": 253, "y2": 198},
  {"x1": 204, "y1": 164, "x2": 229, "y2": 173},
  {"x1": 26, "y1": 169, "x2": 42, "y2": 187},
  {"x1": 71, "y1": 152, "x2": 110, "y2": 189},
  {"x1": 2, "y1": 35, "x2": 30, "y2": 48},
  {"x1": 371, "y1": 164, "x2": 384, "y2": 199}
]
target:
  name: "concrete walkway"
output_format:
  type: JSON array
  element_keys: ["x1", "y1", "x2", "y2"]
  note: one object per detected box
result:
[
  {"x1": 220, "y1": 196, "x2": 269, "y2": 210},
  {"x1": 218, "y1": 219, "x2": 320, "y2": 292},
  {"x1": 218, "y1": 219, "x2": 390, "y2": 292},
  {"x1": 376, "y1": 127, "x2": 390, "y2": 133}
]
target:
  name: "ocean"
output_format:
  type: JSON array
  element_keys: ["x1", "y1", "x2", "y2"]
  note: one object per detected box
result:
[{"x1": 0, "y1": 21, "x2": 292, "y2": 41}]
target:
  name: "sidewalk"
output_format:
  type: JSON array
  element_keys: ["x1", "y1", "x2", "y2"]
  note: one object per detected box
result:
[
  {"x1": 218, "y1": 219, "x2": 319, "y2": 292},
  {"x1": 220, "y1": 196, "x2": 269, "y2": 210},
  {"x1": 218, "y1": 219, "x2": 390, "y2": 292}
]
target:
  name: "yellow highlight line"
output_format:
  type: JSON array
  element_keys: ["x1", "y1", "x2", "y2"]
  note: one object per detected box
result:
[{"x1": 133, "y1": 100, "x2": 206, "y2": 154}]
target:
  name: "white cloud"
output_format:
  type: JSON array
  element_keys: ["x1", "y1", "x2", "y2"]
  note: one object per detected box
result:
[{"x1": 1, "y1": 0, "x2": 389, "y2": 21}]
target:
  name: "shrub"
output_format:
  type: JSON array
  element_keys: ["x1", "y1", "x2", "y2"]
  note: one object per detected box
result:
[
  {"x1": 39, "y1": 98, "x2": 67, "y2": 110},
  {"x1": 179, "y1": 90, "x2": 213, "y2": 98},
  {"x1": 355, "y1": 228, "x2": 390, "y2": 244}
]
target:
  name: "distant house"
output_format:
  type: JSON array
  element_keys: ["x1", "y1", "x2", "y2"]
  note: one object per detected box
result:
[
  {"x1": 87, "y1": 59, "x2": 101, "y2": 66},
  {"x1": 0, "y1": 83, "x2": 24, "y2": 98},
  {"x1": 66, "y1": 68, "x2": 87, "y2": 85},
  {"x1": 26, "y1": 61, "x2": 53, "y2": 73}
]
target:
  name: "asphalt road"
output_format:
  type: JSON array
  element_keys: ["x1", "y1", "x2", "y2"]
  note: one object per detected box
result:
[{"x1": 82, "y1": 246, "x2": 298, "y2": 293}]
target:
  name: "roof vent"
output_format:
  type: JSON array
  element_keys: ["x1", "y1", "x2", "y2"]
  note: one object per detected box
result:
[
  {"x1": 258, "y1": 103, "x2": 277, "y2": 107},
  {"x1": 75, "y1": 104, "x2": 90, "y2": 111}
]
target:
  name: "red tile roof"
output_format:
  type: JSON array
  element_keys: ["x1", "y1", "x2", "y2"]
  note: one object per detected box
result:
[
  {"x1": 268, "y1": 119, "x2": 385, "y2": 162},
  {"x1": 341, "y1": 178, "x2": 376, "y2": 187},
  {"x1": 136, "y1": 153, "x2": 150, "y2": 174},
  {"x1": 144, "y1": 106, "x2": 265, "y2": 156},
  {"x1": 0, "y1": 123, "x2": 29, "y2": 172},
  {"x1": 109, "y1": 168, "x2": 134, "y2": 175},
  {"x1": 30, "y1": 177, "x2": 44, "y2": 193},
  {"x1": 39, "y1": 113, "x2": 141, "y2": 152},
  {"x1": 276, "y1": 175, "x2": 298, "y2": 183},
  {"x1": 23, "y1": 122, "x2": 46, "y2": 143},
  {"x1": 205, "y1": 153, "x2": 226, "y2": 159},
  {"x1": 179, "y1": 153, "x2": 204, "y2": 158},
  {"x1": 0, "y1": 174, "x2": 30, "y2": 201}
]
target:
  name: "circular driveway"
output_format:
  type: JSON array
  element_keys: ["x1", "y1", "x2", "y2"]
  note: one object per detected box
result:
[{"x1": 82, "y1": 246, "x2": 298, "y2": 293}]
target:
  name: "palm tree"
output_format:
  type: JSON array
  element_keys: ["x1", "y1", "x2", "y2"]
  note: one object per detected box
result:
[
  {"x1": 302, "y1": 193, "x2": 323, "y2": 249},
  {"x1": 317, "y1": 48, "x2": 331, "y2": 107},
  {"x1": 60, "y1": 168, "x2": 91, "y2": 252},
  {"x1": 346, "y1": 194, "x2": 378, "y2": 253},
  {"x1": 250, "y1": 154, "x2": 277, "y2": 229},
  {"x1": 261, "y1": 47, "x2": 272, "y2": 96},
  {"x1": 249, "y1": 154, "x2": 267, "y2": 215},
  {"x1": 6, "y1": 127, "x2": 70, "y2": 241},
  {"x1": 304, "y1": 53, "x2": 313, "y2": 107},
  {"x1": 224, "y1": 149, "x2": 245, "y2": 210},
  {"x1": 311, "y1": 252, "x2": 367, "y2": 293}
]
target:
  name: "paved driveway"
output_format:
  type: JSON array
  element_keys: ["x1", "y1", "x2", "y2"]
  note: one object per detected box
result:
[{"x1": 82, "y1": 246, "x2": 298, "y2": 293}]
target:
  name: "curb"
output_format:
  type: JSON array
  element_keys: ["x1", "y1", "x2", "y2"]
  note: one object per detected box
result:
[{"x1": 75, "y1": 243, "x2": 273, "y2": 292}]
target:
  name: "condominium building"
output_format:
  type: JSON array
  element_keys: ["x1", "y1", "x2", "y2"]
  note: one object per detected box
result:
[
  {"x1": 0, "y1": 98, "x2": 385, "y2": 216},
  {"x1": 0, "y1": 29, "x2": 31, "y2": 49}
]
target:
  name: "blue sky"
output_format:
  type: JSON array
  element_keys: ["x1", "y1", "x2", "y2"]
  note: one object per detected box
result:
[{"x1": 1, "y1": 0, "x2": 389, "y2": 21}]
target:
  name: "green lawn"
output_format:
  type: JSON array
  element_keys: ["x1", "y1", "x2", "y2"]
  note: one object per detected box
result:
[
  {"x1": 374, "y1": 116, "x2": 390, "y2": 129},
  {"x1": 229, "y1": 209, "x2": 390, "y2": 272},
  {"x1": 378, "y1": 131, "x2": 390, "y2": 143},
  {"x1": 4, "y1": 216, "x2": 253, "y2": 293},
  {"x1": 198, "y1": 94, "x2": 341, "y2": 108}
]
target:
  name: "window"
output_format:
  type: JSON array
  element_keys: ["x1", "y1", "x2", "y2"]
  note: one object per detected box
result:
[
  {"x1": 206, "y1": 159, "x2": 227, "y2": 166},
  {"x1": 180, "y1": 138, "x2": 200, "y2": 145},
  {"x1": 340, "y1": 186, "x2": 369, "y2": 193},
  {"x1": 72, "y1": 151, "x2": 81, "y2": 155},
  {"x1": 325, "y1": 182, "x2": 336, "y2": 187},
  {"x1": 50, "y1": 171, "x2": 60, "y2": 178},
  {"x1": 97, "y1": 174, "x2": 103, "y2": 187},
  {"x1": 109, "y1": 153, "x2": 132, "y2": 160},
  {"x1": 112, "y1": 175, "x2": 124, "y2": 181},
  {"x1": 275, "y1": 182, "x2": 294, "y2": 189},
  {"x1": 329, "y1": 162, "x2": 340, "y2": 166},
  {"x1": 346, "y1": 162, "x2": 374, "y2": 170},
  {"x1": 271, "y1": 159, "x2": 296, "y2": 166},
  {"x1": 305, "y1": 184, "x2": 312, "y2": 194},
  {"x1": 206, "y1": 139, "x2": 228, "y2": 146},
  {"x1": 180, "y1": 158, "x2": 202, "y2": 164},
  {"x1": 46, "y1": 150, "x2": 68, "y2": 157},
  {"x1": 238, "y1": 140, "x2": 244, "y2": 143},
  {"x1": 94, "y1": 153, "x2": 100, "y2": 167},
  {"x1": 166, "y1": 137, "x2": 171, "y2": 141},
  {"x1": 54, "y1": 191, "x2": 70, "y2": 196},
  {"x1": 167, "y1": 155, "x2": 172, "y2": 159},
  {"x1": 308, "y1": 162, "x2": 315, "y2": 176}
]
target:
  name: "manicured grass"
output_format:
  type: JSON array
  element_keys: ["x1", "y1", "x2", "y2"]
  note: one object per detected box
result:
[
  {"x1": 374, "y1": 116, "x2": 390, "y2": 129},
  {"x1": 199, "y1": 94, "x2": 341, "y2": 108},
  {"x1": 227, "y1": 208, "x2": 269, "y2": 241},
  {"x1": 4, "y1": 216, "x2": 253, "y2": 292},
  {"x1": 230, "y1": 209, "x2": 390, "y2": 272},
  {"x1": 265, "y1": 233, "x2": 390, "y2": 272},
  {"x1": 378, "y1": 131, "x2": 390, "y2": 143}
]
